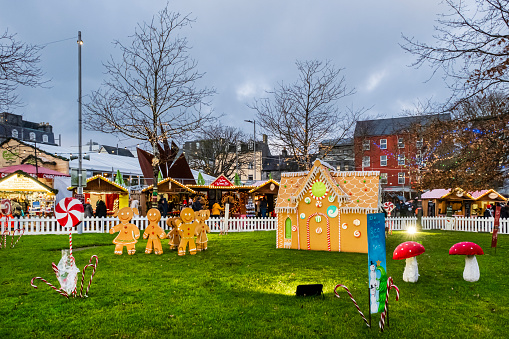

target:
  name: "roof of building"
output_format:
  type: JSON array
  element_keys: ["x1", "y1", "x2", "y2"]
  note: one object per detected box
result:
[
  {"x1": 354, "y1": 113, "x2": 451, "y2": 138},
  {"x1": 99, "y1": 145, "x2": 134, "y2": 157},
  {"x1": 320, "y1": 137, "x2": 354, "y2": 147}
]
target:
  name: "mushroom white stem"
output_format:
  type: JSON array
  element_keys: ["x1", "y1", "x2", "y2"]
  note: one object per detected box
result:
[
  {"x1": 463, "y1": 255, "x2": 480, "y2": 282},
  {"x1": 403, "y1": 256, "x2": 419, "y2": 283}
]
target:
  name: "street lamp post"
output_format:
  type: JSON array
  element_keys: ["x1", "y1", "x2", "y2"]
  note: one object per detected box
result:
[
  {"x1": 244, "y1": 120, "x2": 256, "y2": 181},
  {"x1": 77, "y1": 31, "x2": 83, "y2": 234}
]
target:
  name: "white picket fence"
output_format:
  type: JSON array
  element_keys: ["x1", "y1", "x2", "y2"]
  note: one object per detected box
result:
[
  {"x1": 386, "y1": 216, "x2": 509, "y2": 234},
  {"x1": 0, "y1": 215, "x2": 277, "y2": 235},
  {"x1": 2, "y1": 215, "x2": 506, "y2": 236}
]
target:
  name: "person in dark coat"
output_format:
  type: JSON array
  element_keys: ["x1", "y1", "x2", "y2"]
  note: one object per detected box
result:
[
  {"x1": 83, "y1": 199, "x2": 94, "y2": 217},
  {"x1": 95, "y1": 200, "x2": 107, "y2": 218},
  {"x1": 192, "y1": 197, "x2": 203, "y2": 212},
  {"x1": 260, "y1": 197, "x2": 268, "y2": 217},
  {"x1": 483, "y1": 205, "x2": 492, "y2": 218},
  {"x1": 500, "y1": 203, "x2": 509, "y2": 219},
  {"x1": 158, "y1": 197, "x2": 168, "y2": 217}
]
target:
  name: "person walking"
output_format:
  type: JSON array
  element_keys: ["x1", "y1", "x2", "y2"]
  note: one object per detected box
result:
[
  {"x1": 260, "y1": 197, "x2": 268, "y2": 218},
  {"x1": 95, "y1": 200, "x2": 107, "y2": 218},
  {"x1": 192, "y1": 197, "x2": 203, "y2": 212},
  {"x1": 84, "y1": 199, "x2": 94, "y2": 217}
]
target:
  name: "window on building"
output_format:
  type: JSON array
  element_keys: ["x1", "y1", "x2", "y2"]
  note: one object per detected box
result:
[
  {"x1": 398, "y1": 154, "x2": 405, "y2": 166},
  {"x1": 416, "y1": 138, "x2": 423, "y2": 149},
  {"x1": 248, "y1": 162, "x2": 253, "y2": 169},
  {"x1": 398, "y1": 137, "x2": 405, "y2": 148},
  {"x1": 195, "y1": 142, "x2": 200, "y2": 149},
  {"x1": 29, "y1": 132, "x2": 36, "y2": 141},
  {"x1": 11, "y1": 129, "x2": 18, "y2": 138},
  {"x1": 248, "y1": 174, "x2": 253, "y2": 181},
  {"x1": 362, "y1": 140, "x2": 370, "y2": 150},
  {"x1": 380, "y1": 139, "x2": 387, "y2": 149},
  {"x1": 380, "y1": 155, "x2": 387, "y2": 166},
  {"x1": 398, "y1": 172, "x2": 405, "y2": 184},
  {"x1": 42, "y1": 134, "x2": 48, "y2": 143},
  {"x1": 416, "y1": 151, "x2": 423, "y2": 165},
  {"x1": 380, "y1": 173, "x2": 388, "y2": 184},
  {"x1": 362, "y1": 156, "x2": 370, "y2": 168},
  {"x1": 344, "y1": 165, "x2": 349, "y2": 171}
]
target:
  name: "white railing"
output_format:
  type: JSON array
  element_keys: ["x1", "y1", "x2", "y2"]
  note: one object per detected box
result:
[
  {"x1": 0, "y1": 215, "x2": 277, "y2": 235},
  {"x1": 386, "y1": 216, "x2": 509, "y2": 234}
]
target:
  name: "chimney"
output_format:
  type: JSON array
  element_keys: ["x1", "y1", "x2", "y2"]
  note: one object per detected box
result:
[
  {"x1": 281, "y1": 148, "x2": 288, "y2": 157},
  {"x1": 262, "y1": 134, "x2": 268, "y2": 144}
]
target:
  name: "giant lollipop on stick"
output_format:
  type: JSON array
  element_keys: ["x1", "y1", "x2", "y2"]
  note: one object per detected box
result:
[{"x1": 55, "y1": 197, "x2": 84, "y2": 260}]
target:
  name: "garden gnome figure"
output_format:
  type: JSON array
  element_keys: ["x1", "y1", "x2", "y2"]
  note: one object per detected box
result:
[
  {"x1": 143, "y1": 208, "x2": 166, "y2": 255},
  {"x1": 178, "y1": 207, "x2": 197, "y2": 256},
  {"x1": 109, "y1": 207, "x2": 140, "y2": 255}
]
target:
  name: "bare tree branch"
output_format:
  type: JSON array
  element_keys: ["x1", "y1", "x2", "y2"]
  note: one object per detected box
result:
[{"x1": 250, "y1": 60, "x2": 367, "y2": 170}]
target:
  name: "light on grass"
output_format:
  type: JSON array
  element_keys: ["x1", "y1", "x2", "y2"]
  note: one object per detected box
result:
[{"x1": 407, "y1": 226, "x2": 417, "y2": 235}]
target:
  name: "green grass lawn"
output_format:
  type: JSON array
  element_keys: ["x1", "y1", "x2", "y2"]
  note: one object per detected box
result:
[{"x1": 0, "y1": 230, "x2": 507, "y2": 338}]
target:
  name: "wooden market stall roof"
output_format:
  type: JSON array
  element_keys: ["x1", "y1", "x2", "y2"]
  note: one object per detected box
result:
[
  {"x1": 187, "y1": 174, "x2": 256, "y2": 191},
  {"x1": 248, "y1": 179, "x2": 280, "y2": 194},
  {"x1": 68, "y1": 175, "x2": 128, "y2": 193},
  {"x1": 0, "y1": 170, "x2": 57, "y2": 193},
  {"x1": 141, "y1": 177, "x2": 197, "y2": 194},
  {"x1": 421, "y1": 188, "x2": 506, "y2": 201}
]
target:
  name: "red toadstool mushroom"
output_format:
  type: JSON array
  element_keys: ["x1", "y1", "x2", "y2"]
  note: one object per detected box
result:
[
  {"x1": 393, "y1": 241, "x2": 426, "y2": 283},
  {"x1": 449, "y1": 242, "x2": 484, "y2": 282}
]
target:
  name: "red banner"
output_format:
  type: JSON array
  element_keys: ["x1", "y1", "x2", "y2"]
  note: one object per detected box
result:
[
  {"x1": 491, "y1": 206, "x2": 501, "y2": 248},
  {"x1": 210, "y1": 174, "x2": 234, "y2": 187}
]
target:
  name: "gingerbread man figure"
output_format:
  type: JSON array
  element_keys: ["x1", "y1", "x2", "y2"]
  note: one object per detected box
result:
[
  {"x1": 166, "y1": 217, "x2": 182, "y2": 250},
  {"x1": 109, "y1": 207, "x2": 140, "y2": 255},
  {"x1": 195, "y1": 209, "x2": 211, "y2": 251},
  {"x1": 177, "y1": 207, "x2": 197, "y2": 256},
  {"x1": 143, "y1": 208, "x2": 166, "y2": 255}
]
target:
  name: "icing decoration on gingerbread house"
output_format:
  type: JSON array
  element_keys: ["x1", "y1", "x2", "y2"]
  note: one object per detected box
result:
[{"x1": 275, "y1": 159, "x2": 381, "y2": 253}]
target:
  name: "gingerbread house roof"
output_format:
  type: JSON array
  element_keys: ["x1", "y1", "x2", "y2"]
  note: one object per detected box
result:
[{"x1": 276, "y1": 159, "x2": 380, "y2": 214}]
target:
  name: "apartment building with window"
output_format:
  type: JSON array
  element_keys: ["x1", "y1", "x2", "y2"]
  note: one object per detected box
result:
[{"x1": 354, "y1": 114, "x2": 451, "y2": 195}]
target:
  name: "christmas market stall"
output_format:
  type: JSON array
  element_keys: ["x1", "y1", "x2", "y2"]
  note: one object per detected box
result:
[
  {"x1": 0, "y1": 170, "x2": 58, "y2": 216},
  {"x1": 248, "y1": 179, "x2": 280, "y2": 216},
  {"x1": 421, "y1": 188, "x2": 506, "y2": 217},
  {"x1": 187, "y1": 174, "x2": 257, "y2": 217},
  {"x1": 141, "y1": 177, "x2": 197, "y2": 216},
  {"x1": 69, "y1": 175, "x2": 129, "y2": 216}
]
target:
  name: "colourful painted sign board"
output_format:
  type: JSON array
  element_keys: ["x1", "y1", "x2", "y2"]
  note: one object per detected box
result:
[{"x1": 367, "y1": 213, "x2": 387, "y2": 314}]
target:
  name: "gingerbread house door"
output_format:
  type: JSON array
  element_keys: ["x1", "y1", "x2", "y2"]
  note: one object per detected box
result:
[{"x1": 305, "y1": 212, "x2": 331, "y2": 251}]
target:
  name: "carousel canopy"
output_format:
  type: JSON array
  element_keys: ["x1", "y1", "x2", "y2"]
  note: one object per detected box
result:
[
  {"x1": 0, "y1": 164, "x2": 70, "y2": 179},
  {"x1": 0, "y1": 170, "x2": 57, "y2": 193}
]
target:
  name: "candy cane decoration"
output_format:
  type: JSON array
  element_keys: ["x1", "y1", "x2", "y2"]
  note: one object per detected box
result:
[
  {"x1": 79, "y1": 255, "x2": 98, "y2": 297},
  {"x1": 30, "y1": 277, "x2": 69, "y2": 298},
  {"x1": 379, "y1": 277, "x2": 400, "y2": 332},
  {"x1": 334, "y1": 284, "x2": 370, "y2": 327},
  {"x1": 10, "y1": 227, "x2": 24, "y2": 248},
  {"x1": 306, "y1": 212, "x2": 331, "y2": 251}
]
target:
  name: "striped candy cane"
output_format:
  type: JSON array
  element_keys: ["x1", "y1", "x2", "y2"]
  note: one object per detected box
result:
[
  {"x1": 379, "y1": 277, "x2": 400, "y2": 332},
  {"x1": 79, "y1": 255, "x2": 98, "y2": 297},
  {"x1": 30, "y1": 277, "x2": 69, "y2": 298},
  {"x1": 334, "y1": 284, "x2": 370, "y2": 327},
  {"x1": 10, "y1": 228, "x2": 24, "y2": 248}
]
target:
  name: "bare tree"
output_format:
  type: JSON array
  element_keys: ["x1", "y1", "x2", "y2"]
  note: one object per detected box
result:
[
  {"x1": 84, "y1": 7, "x2": 215, "y2": 205},
  {"x1": 409, "y1": 93, "x2": 508, "y2": 191},
  {"x1": 0, "y1": 29, "x2": 45, "y2": 110},
  {"x1": 402, "y1": 0, "x2": 509, "y2": 106},
  {"x1": 186, "y1": 125, "x2": 252, "y2": 178},
  {"x1": 250, "y1": 60, "x2": 367, "y2": 170}
]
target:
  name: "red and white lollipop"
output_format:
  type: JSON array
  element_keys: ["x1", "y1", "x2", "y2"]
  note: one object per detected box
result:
[
  {"x1": 0, "y1": 199, "x2": 11, "y2": 215},
  {"x1": 55, "y1": 198, "x2": 84, "y2": 228},
  {"x1": 383, "y1": 202, "x2": 395, "y2": 214}
]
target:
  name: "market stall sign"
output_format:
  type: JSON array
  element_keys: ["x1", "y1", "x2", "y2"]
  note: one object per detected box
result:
[
  {"x1": 210, "y1": 174, "x2": 234, "y2": 187},
  {"x1": 488, "y1": 192, "x2": 499, "y2": 200},
  {"x1": 0, "y1": 174, "x2": 51, "y2": 192}
]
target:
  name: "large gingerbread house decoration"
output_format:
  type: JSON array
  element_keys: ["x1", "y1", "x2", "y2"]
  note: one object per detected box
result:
[{"x1": 276, "y1": 159, "x2": 381, "y2": 253}]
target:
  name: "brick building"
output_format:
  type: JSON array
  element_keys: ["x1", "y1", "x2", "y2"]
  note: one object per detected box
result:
[{"x1": 354, "y1": 114, "x2": 450, "y2": 197}]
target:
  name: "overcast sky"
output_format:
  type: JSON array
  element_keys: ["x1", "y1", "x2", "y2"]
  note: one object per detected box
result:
[{"x1": 2, "y1": 0, "x2": 450, "y2": 152}]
